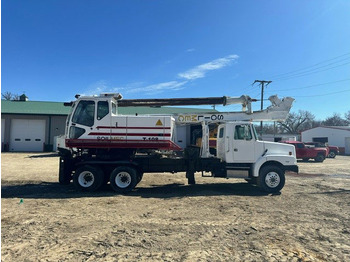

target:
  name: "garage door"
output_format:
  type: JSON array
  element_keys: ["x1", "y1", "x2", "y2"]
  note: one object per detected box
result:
[{"x1": 10, "y1": 119, "x2": 46, "y2": 152}]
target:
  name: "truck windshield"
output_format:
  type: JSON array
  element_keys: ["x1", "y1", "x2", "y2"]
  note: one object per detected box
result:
[{"x1": 72, "y1": 100, "x2": 95, "y2": 127}]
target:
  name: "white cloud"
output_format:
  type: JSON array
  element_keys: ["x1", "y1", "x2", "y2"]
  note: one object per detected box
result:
[
  {"x1": 80, "y1": 80, "x2": 108, "y2": 96},
  {"x1": 178, "y1": 54, "x2": 239, "y2": 80},
  {"x1": 124, "y1": 81, "x2": 188, "y2": 95},
  {"x1": 84, "y1": 54, "x2": 239, "y2": 97}
]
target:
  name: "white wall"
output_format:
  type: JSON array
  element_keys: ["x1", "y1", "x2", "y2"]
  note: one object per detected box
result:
[{"x1": 302, "y1": 127, "x2": 350, "y2": 150}]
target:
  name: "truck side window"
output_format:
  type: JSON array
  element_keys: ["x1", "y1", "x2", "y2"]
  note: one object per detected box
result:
[
  {"x1": 218, "y1": 127, "x2": 224, "y2": 138},
  {"x1": 234, "y1": 125, "x2": 252, "y2": 140},
  {"x1": 97, "y1": 101, "x2": 109, "y2": 120},
  {"x1": 72, "y1": 100, "x2": 95, "y2": 127}
]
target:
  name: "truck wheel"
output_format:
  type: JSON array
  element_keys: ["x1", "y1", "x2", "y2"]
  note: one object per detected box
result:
[
  {"x1": 258, "y1": 165, "x2": 285, "y2": 193},
  {"x1": 110, "y1": 166, "x2": 138, "y2": 193},
  {"x1": 73, "y1": 165, "x2": 104, "y2": 191},
  {"x1": 314, "y1": 154, "x2": 325, "y2": 162},
  {"x1": 328, "y1": 151, "x2": 336, "y2": 158}
]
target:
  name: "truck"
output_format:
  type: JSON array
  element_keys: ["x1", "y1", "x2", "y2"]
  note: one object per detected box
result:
[
  {"x1": 282, "y1": 141, "x2": 327, "y2": 162},
  {"x1": 304, "y1": 142, "x2": 339, "y2": 158},
  {"x1": 58, "y1": 93, "x2": 298, "y2": 193}
]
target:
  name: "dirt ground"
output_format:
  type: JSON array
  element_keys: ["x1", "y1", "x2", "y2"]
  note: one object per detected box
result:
[{"x1": 1, "y1": 153, "x2": 350, "y2": 262}]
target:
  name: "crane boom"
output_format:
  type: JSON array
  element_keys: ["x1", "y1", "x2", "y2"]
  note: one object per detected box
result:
[
  {"x1": 173, "y1": 95, "x2": 294, "y2": 124},
  {"x1": 117, "y1": 95, "x2": 256, "y2": 107}
]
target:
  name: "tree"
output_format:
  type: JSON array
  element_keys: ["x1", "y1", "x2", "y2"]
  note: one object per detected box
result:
[
  {"x1": 322, "y1": 113, "x2": 349, "y2": 126},
  {"x1": 1, "y1": 92, "x2": 19, "y2": 101},
  {"x1": 277, "y1": 110, "x2": 315, "y2": 134},
  {"x1": 345, "y1": 111, "x2": 350, "y2": 123},
  {"x1": 2, "y1": 91, "x2": 13, "y2": 100}
]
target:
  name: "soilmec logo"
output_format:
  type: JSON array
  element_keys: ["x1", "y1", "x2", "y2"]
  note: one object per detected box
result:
[
  {"x1": 177, "y1": 114, "x2": 225, "y2": 122},
  {"x1": 177, "y1": 115, "x2": 198, "y2": 122}
]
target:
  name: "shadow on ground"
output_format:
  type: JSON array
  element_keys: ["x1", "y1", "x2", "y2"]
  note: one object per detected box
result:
[{"x1": 1, "y1": 181, "x2": 273, "y2": 200}]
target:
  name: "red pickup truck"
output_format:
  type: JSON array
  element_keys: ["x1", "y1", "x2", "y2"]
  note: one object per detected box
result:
[
  {"x1": 304, "y1": 142, "x2": 339, "y2": 158},
  {"x1": 282, "y1": 141, "x2": 328, "y2": 162}
]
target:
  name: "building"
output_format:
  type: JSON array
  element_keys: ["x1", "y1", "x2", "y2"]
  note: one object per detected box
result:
[
  {"x1": 1, "y1": 97, "x2": 216, "y2": 152},
  {"x1": 301, "y1": 126, "x2": 350, "y2": 155}
]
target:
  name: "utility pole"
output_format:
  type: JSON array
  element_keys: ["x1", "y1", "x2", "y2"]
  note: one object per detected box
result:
[{"x1": 253, "y1": 80, "x2": 272, "y2": 136}]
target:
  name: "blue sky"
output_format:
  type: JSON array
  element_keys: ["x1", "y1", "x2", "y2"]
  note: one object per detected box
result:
[{"x1": 2, "y1": 0, "x2": 350, "y2": 120}]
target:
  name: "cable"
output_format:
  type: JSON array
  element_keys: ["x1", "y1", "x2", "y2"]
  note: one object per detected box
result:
[
  {"x1": 273, "y1": 61, "x2": 350, "y2": 81},
  {"x1": 268, "y1": 52, "x2": 350, "y2": 79},
  {"x1": 266, "y1": 78, "x2": 350, "y2": 93},
  {"x1": 292, "y1": 89, "x2": 350, "y2": 98}
]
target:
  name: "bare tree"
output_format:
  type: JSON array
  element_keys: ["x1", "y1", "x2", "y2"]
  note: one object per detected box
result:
[
  {"x1": 345, "y1": 111, "x2": 350, "y2": 123},
  {"x1": 277, "y1": 110, "x2": 315, "y2": 134},
  {"x1": 1, "y1": 91, "x2": 20, "y2": 101},
  {"x1": 2, "y1": 91, "x2": 13, "y2": 100},
  {"x1": 322, "y1": 113, "x2": 349, "y2": 126}
]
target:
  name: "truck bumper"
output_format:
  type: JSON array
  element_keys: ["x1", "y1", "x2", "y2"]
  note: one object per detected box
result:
[{"x1": 284, "y1": 165, "x2": 299, "y2": 173}]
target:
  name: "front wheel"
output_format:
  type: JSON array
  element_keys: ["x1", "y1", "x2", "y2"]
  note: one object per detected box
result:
[
  {"x1": 110, "y1": 166, "x2": 138, "y2": 193},
  {"x1": 258, "y1": 165, "x2": 285, "y2": 193},
  {"x1": 314, "y1": 154, "x2": 325, "y2": 162}
]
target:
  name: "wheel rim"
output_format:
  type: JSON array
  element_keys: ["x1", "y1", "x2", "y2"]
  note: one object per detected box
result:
[
  {"x1": 78, "y1": 171, "x2": 95, "y2": 188},
  {"x1": 115, "y1": 172, "x2": 131, "y2": 188},
  {"x1": 329, "y1": 152, "x2": 335, "y2": 158},
  {"x1": 265, "y1": 172, "x2": 280, "y2": 188}
]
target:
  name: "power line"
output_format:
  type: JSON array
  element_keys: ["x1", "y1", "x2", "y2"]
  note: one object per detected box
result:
[
  {"x1": 273, "y1": 61, "x2": 350, "y2": 81},
  {"x1": 266, "y1": 78, "x2": 350, "y2": 93},
  {"x1": 268, "y1": 51, "x2": 350, "y2": 79},
  {"x1": 292, "y1": 89, "x2": 350, "y2": 98}
]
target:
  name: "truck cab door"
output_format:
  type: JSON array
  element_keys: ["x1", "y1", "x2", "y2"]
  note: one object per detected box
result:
[
  {"x1": 69, "y1": 100, "x2": 96, "y2": 139},
  {"x1": 231, "y1": 124, "x2": 255, "y2": 163}
]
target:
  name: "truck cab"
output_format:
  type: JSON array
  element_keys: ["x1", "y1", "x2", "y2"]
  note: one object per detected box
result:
[{"x1": 216, "y1": 122, "x2": 297, "y2": 182}]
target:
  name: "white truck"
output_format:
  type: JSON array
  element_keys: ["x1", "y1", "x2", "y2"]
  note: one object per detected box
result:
[{"x1": 58, "y1": 93, "x2": 298, "y2": 193}]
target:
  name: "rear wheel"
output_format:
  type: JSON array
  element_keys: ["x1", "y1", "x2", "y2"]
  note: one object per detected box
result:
[
  {"x1": 314, "y1": 154, "x2": 325, "y2": 162},
  {"x1": 73, "y1": 165, "x2": 104, "y2": 191},
  {"x1": 110, "y1": 166, "x2": 138, "y2": 193},
  {"x1": 258, "y1": 165, "x2": 285, "y2": 193}
]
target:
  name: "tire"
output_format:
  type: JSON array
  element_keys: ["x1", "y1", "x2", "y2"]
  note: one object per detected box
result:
[
  {"x1": 73, "y1": 165, "x2": 104, "y2": 191},
  {"x1": 110, "y1": 166, "x2": 138, "y2": 193},
  {"x1": 258, "y1": 165, "x2": 285, "y2": 193},
  {"x1": 314, "y1": 154, "x2": 325, "y2": 162},
  {"x1": 328, "y1": 151, "x2": 336, "y2": 158}
]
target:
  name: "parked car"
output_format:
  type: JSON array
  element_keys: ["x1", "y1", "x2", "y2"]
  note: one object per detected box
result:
[
  {"x1": 281, "y1": 141, "x2": 327, "y2": 162},
  {"x1": 304, "y1": 142, "x2": 339, "y2": 158}
]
